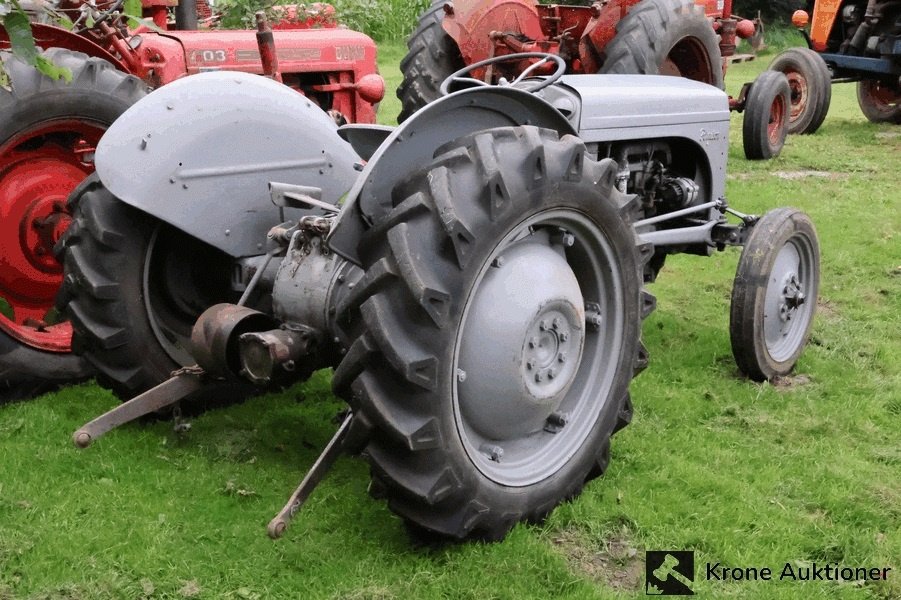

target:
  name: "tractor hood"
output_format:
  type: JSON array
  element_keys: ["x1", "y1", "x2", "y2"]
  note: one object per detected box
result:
[
  {"x1": 95, "y1": 71, "x2": 360, "y2": 258},
  {"x1": 560, "y1": 74, "x2": 730, "y2": 132}
]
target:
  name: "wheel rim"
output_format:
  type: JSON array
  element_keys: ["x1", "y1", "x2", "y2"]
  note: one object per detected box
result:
[
  {"x1": 143, "y1": 226, "x2": 233, "y2": 367},
  {"x1": 453, "y1": 210, "x2": 625, "y2": 486},
  {"x1": 859, "y1": 80, "x2": 900, "y2": 116},
  {"x1": 0, "y1": 119, "x2": 104, "y2": 352},
  {"x1": 763, "y1": 235, "x2": 816, "y2": 362},
  {"x1": 767, "y1": 93, "x2": 787, "y2": 146},
  {"x1": 784, "y1": 70, "x2": 810, "y2": 123},
  {"x1": 660, "y1": 37, "x2": 716, "y2": 85}
]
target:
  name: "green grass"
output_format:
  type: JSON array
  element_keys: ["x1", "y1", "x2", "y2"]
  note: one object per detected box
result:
[{"x1": 1, "y1": 45, "x2": 899, "y2": 600}]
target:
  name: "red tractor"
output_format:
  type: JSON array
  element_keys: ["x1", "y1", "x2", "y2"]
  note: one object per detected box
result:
[
  {"x1": 769, "y1": 1, "x2": 900, "y2": 134},
  {"x1": 0, "y1": 0, "x2": 384, "y2": 399},
  {"x1": 397, "y1": 0, "x2": 788, "y2": 158}
]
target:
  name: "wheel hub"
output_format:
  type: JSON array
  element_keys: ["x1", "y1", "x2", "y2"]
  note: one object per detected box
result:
[
  {"x1": 0, "y1": 154, "x2": 88, "y2": 352},
  {"x1": 764, "y1": 240, "x2": 813, "y2": 361},
  {"x1": 457, "y1": 237, "x2": 585, "y2": 442},
  {"x1": 522, "y1": 308, "x2": 580, "y2": 398}
]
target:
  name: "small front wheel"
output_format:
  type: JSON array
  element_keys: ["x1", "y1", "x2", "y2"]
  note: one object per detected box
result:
[
  {"x1": 730, "y1": 209, "x2": 819, "y2": 381},
  {"x1": 742, "y1": 70, "x2": 791, "y2": 160},
  {"x1": 768, "y1": 48, "x2": 832, "y2": 134}
]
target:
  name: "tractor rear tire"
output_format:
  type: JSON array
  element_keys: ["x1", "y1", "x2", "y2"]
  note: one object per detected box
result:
[
  {"x1": 59, "y1": 177, "x2": 237, "y2": 400},
  {"x1": 0, "y1": 48, "x2": 147, "y2": 401},
  {"x1": 730, "y1": 208, "x2": 819, "y2": 381},
  {"x1": 600, "y1": 0, "x2": 724, "y2": 89},
  {"x1": 857, "y1": 79, "x2": 901, "y2": 124},
  {"x1": 396, "y1": 0, "x2": 464, "y2": 123},
  {"x1": 332, "y1": 126, "x2": 652, "y2": 540},
  {"x1": 768, "y1": 48, "x2": 832, "y2": 134},
  {"x1": 742, "y1": 70, "x2": 790, "y2": 160}
]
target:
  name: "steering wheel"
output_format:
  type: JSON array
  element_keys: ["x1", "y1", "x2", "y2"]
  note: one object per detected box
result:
[{"x1": 439, "y1": 52, "x2": 567, "y2": 97}]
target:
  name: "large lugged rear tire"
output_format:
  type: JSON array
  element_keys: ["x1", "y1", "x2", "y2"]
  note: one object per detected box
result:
[
  {"x1": 768, "y1": 48, "x2": 832, "y2": 135},
  {"x1": 396, "y1": 0, "x2": 464, "y2": 123},
  {"x1": 332, "y1": 126, "x2": 652, "y2": 540},
  {"x1": 59, "y1": 177, "x2": 237, "y2": 400},
  {"x1": 0, "y1": 48, "x2": 148, "y2": 400},
  {"x1": 599, "y1": 0, "x2": 724, "y2": 89}
]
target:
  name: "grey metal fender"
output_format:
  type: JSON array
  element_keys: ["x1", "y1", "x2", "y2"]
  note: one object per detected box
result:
[
  {"x1": 95, "y1": 71, "x2": 361, "y2": 258},
  {"x1": 328, "y1": 86, "x2": 576, "y2": 265}
]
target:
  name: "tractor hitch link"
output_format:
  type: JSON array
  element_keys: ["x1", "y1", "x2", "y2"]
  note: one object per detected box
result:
[
  {"x1": 72, "y1": 367, "x2": 206, "y2": 448},
  {"x1": 268, "y1": 412, "x2": 361, "y2": 539}
]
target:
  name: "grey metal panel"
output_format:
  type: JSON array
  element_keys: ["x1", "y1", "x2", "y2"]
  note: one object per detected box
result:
[
  {"x1": 564, "y1": 74, "x2": 730, "y2": 128},
  {"x1": 95, "y1": 71, "x2": 360, "y2": 258},
  {"x1": 328, "y1": 86, "x2": 576, "y2": 265}
]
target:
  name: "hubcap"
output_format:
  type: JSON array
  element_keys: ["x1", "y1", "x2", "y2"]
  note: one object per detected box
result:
[
  {"x1": 785, "y1": 71, "x2": 809, "y2": 122},
  {"x1": 453, "y1": 211, "x2": 625, "y2": 487},
  {"x1": 0, "y1": 120, "x2": 104, "y2": 352},
  {"x1": 764, "y1": 239, "x2": 815, "y2": 362}
]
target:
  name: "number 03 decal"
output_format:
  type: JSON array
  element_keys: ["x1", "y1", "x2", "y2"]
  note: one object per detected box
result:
[{"x1": 190, "y1": 49, "x2": 227, "y2": 64}]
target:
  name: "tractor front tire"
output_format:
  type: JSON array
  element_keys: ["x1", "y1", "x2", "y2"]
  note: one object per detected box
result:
[
  {"x1": 59, "y1": 177, "x2": 237, "y2": 400},
  {"x1": 768, "y1": 48, "x2": 832, "y2": 134},
  {"x1": 0, "y1": 48, "x2": 147, "y2": 401},
  {"x1": 857, "y1": 79, "x2": 901, "y2": 124},
  {"x1": 332, "y1": 126, "x2": 651, "y2": 540},
  {"x1": 742, "y1": 70, "x2": 790, "y2": 160},
  {"x1": 600, "y1": 0, "x2": 724, "y2": 89},
  {"x1": 396, "y1": 0, "x2": 464, "y2": 123},
  {"x1": 730, "y1": 208, "x2": 819, "y2": 381}
]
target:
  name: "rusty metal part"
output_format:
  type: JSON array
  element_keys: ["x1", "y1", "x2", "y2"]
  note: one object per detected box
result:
[
  {"x1": 268, "y1": 412, "x2": 354, "y2": 539},
  {"x1": 72, "y1": 366, "x2": 205, "y2": 448},
  {"x1": 255, "y1": 11, "x2": 283, "y2": 82},
  {"x1": 238, "y1": 325, "x2": 318, "y2": 385},
  {"x1": 189, "y1": 304, "x2": 278, "y2": 378}
]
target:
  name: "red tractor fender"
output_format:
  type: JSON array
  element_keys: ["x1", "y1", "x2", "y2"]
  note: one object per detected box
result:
[
  {"x1": 442, "y1": 0, "x2": 544, "y2": 65},
  {"x1": 0, "y1": 23, "x2": 129, "y2": 72}
]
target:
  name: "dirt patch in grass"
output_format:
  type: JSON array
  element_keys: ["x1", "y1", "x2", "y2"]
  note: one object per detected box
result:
[
  {"x1": 550, "y1": 528, "x2": 643, "y2": 592},
  {"x1": 772, "y1": 374, "x2": 813, "y2": 390},
  {"x1": 773, "y1": 170, "x2": 848, "y2": 181}
]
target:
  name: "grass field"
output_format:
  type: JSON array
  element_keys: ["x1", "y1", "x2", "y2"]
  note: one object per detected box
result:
[{"x1": 1, "y1": 43, "x2": 899, "y2": 600}]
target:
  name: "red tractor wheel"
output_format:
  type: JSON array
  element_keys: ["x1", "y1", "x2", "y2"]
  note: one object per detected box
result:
[
  {"x1": 768, "y1": 48, "x2": 832, "y2": 134},
  {"x1": 857, "y1": 79, "x2": 901, "y2": 124},
  {"x1": 600, "y1": 0, "x2": 724, "y2": 89},
  {"x1": 743, "y1": 71, "x2": 790, "y2": 160},
  {"x1": 0, "y1": 48, "x2": 147, "y2": 399}
]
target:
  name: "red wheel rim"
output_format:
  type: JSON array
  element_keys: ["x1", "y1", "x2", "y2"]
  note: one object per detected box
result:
[
  {"x1": 0, "y1": 119, "x2": 105, "y2": 352},
  {"x1": 767, "y1": 94, "x2": 786, "y2": 146},
  {"x1": 660, "y1": 37, "x2": 717, "y2": 85},
  {"x1": 861, "y1": 80, "x2": 901, "y2": 113},
  {"x1": 784, "y1": 70, "x2": 809, "y2": 123}
]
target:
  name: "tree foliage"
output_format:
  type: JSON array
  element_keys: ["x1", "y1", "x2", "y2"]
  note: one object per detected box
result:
[
  {"x1": 732, "y1": 0, "x2": 807, "y2": 22},
  {"x1": 0, "y1": 0, "x2": 71, "y2": 84}
]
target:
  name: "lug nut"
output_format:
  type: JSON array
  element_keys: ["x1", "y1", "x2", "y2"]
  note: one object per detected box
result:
[
  {"x1": 539, "y1": 320, "x2": 549, "y2": 331},
  {"x1": 547, "y1": 369, "x2": 556, "y2": 379},
  {"x1": 528, "y1": 337, "x2": 537, "y2": 349},
  {"x1": 535, "y1": 372, "x2": 544, "y2": 382},
  {"x1": 552, "y1": 317, "x2": 561, "y2": 330},
  {"x1": 559, "y1": 331, "x2": 569, "y2": 342},
  {"x1": 526, "y1": 361, "x2": 534, "y2": 370},
  {"x1": 558, "y1": 352, "x2": 567, "y2": 363}
]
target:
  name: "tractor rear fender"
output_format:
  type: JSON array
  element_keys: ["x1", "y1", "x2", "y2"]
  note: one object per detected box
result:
[
  {"x1": 328, "y1": 85, "x2": 576, "y2": 265},
  {"x1": 0, "y1": 23, "x2": 129, "y2": 72},
  {"x1": 95, "y1": 71, "x2": 361, "y2": 258}
]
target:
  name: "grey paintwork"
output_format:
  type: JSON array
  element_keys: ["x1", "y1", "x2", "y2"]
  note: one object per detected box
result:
[{"x1": 94, "y1": 71, "x2": 361, "y2": 258}]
